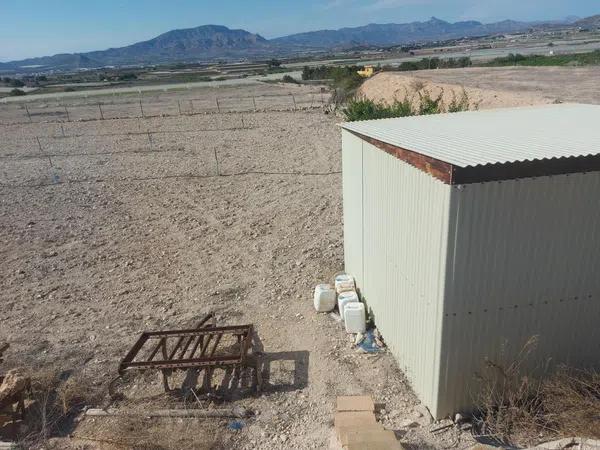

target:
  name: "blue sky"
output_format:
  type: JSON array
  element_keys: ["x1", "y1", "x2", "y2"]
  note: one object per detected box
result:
[{"x1": 0, "y1": 0, "x2": 597, "y2": 61}]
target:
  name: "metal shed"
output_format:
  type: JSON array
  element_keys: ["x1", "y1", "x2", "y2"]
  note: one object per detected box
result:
[{"x1": 340, "y1": 104, "x2": 600, "y2": 419}]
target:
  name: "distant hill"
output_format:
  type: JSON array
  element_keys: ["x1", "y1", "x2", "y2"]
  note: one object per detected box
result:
[
  {"x1": 0, "y1": 25, "x2": 271, "y2": 71},
  {"x1": 270, "y1": 17, "x2": 531, "y2": 48},
  {"x1": 574, "y1": 15, "x2": 600, "y2": 29},
  {"x1": 1, "y1": 15, "x2": 598, "y2": 72}
]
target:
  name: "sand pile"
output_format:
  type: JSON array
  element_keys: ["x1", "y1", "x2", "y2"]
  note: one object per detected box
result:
[{"x1": 357, "y1": 72, "x2": 551, "y2": 111}]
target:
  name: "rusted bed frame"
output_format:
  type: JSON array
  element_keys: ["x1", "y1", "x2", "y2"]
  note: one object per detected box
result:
[{"x1": 111, "y1": 314, "x2": 262, "y2": 396}]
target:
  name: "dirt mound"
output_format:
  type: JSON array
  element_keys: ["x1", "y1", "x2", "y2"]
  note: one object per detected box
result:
[{"x1": 358, "y1": 72, "x2": 551, "y2": 111}]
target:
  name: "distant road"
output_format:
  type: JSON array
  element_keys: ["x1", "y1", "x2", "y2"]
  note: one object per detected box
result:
[{"x1": 0, "y1": 70, "x2": 303, "y2": 104}]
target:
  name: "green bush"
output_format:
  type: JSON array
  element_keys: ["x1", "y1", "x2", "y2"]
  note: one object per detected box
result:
[
  {"x1": 9, "y1": 88, "x2": 26, "y2": 96},
  {"x1": 343, "y1": 97, "x2": 414, "y2": 121},
  {"x1": 343, "y1": 89, "x2": 471, "y2": 121}
]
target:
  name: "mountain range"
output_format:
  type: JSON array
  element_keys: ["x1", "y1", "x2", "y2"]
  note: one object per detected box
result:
[{"x1": 0, "y1": 15, "x2": 595, "y2": 72}]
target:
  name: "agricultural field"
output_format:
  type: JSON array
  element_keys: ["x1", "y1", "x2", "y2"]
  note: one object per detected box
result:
[{"x1": 0, "y1": 83, "x2": 470, "y2": 449}]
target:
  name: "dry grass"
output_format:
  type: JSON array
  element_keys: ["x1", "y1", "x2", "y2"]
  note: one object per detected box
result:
[
  {"x1": 17, "y1": 368, "x2": 103, "y2": 449},
  {"x1": 474, "y1": 336, "x2": 600, "y2": 447}
]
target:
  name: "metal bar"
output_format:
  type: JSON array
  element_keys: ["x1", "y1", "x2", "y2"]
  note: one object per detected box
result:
[
  {"x1": 209, "y1": 333, "x2": 223, "y2": 357},
  {"x1": 119, "y1": 333, "x2": 149, "y2": 370},
  {"x1": 143, "y1": 325, "x2": 251, "y2": 338},
  {"x1": 168, "y1": 337, "x2": 185, "y2": 360},
  {"x1": 146, "y1": 337, "x2": 166, "y2": 362},
  {"x1": 187, "y1": 334, "x2": 204, "y2": 359},
  {"x1": 214, "y1": 148, "x2": 220, "y2": 176},
  {"x1": 122, "y1": 355, "x2": 242, "y2": 370},
  {"x1": 199, "y1": 334, "x2": 214, "y2": 357},
  {"x1": 179, "y1": 313, "x2": 216, "y2": 359}
]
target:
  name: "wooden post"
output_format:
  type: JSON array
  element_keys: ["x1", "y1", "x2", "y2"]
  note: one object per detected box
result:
[
  {"x1": 36, "y1": 136, "x2": 43, "y2": 152},
  {"x1": 64, "y1": 105, "x2": 70, "y2": 122},
  {"x1": 98, "y1": 103, "x2": 104, "y2": 120},
  {"x1": 216, "y1": 97, "x2": 221, "y2": 113},
  {"x1": 139, "y1": 99, "x2": 145, "y2": 118},
  {"x1": 24, "y1": 104, "x2": 32, "y2": 122},
  {"x1": 61, "y1": 124, "x2": 65, "y2": 137},
  {"x1": 291, "y1": 94, "x2": 297, "y2": 110},
  {"x1": 252, "y1": 96, "x2": 257, "y2": 111},
  {"x1": 147, "y1": 131, "x2": 152, "y2": 148},
  {"x1": 178, "y1": 100, "x2": 182, "y2": 115},
  {"x1": 240, "y1": 114, "x2": 245, "y2": 129},
  {"x1": 214, "y1": 148, "x2": 220, "y2": 176},
  {"x1": 190, "y1": 100, "x2": 194, "y2": 114}
]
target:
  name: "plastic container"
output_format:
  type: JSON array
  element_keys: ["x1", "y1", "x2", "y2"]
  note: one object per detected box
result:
[
  {"x1": 344, "y1": 302, "x2": 366, "y2": 334},
  {"x1": 334, "y1": 274, "x2": 355, "y2": 294},
  {"x1": 337, "y1": 291, "x2": 359, "y2": 320},
  {"x1": 313, "y1": 284, "x2": 336, "y2": 312}
]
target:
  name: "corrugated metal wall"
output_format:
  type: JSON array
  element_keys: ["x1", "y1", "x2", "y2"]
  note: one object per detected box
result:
[
  {"x1": 342, "y1": 131, "x2": 452, "y2": 415},
  {"x1": 438, "y1": 172, "x2": 600, "y2": 416},
  {"x1": 342, "y1": 131, "x2": 364, "y2": 285},
  {"x1": 343, "y1": 131, "x2": 600, "y2": 418}
]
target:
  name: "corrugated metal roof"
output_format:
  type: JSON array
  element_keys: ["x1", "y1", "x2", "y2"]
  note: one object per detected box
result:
[{"x1": 341, "y1": 104, "x2": 600, "y2": 168}]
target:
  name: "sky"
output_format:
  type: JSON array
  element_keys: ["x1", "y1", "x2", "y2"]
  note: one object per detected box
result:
[{"x1": 0, "y1": 0, "x2": 597, "y2": 61}]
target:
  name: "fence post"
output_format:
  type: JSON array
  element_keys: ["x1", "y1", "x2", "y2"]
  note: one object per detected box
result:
[
  {"x1": 25, "y1": 104, "x2": 32, "y2": 122},
  {"x1": 139, "y1": 99, "x2": 145, "y2": 118},
  {"x1": 241, "y1": 114, "x2": 245, "y2": 129},
  {"x1": 214, "y1": 148, "x2": 220, "y2": 176},
  {"x1": 216, "y1": 98, "x2": 221, "y2": 113},
  {"x1": 252, "y1": 96, "x2": 257, "y2": 111},
  {"x1": 147, "y1": 131, "x2": 152, "y2": 149},
  {"x1": 178, "y1": 100, "x2": 182, "y2": 115},
  {"x1": 36, "y1": 136, "x2": 43, "y2": 152},
  {"x1": 190, "y1": 100, "x2": 194, "y2": 114},
  {"x1": 64, "y1": 105, "x2": 70, "y2": 122},
  {"x1": 61, "y1": 124, "x2": 65, "y2": 137},
  {"x1": 291, "y1": 94, "x2": 297, "y2": 110},
  {"x1": 98, "y1": 103, "x2": 104, "y2": 120}
]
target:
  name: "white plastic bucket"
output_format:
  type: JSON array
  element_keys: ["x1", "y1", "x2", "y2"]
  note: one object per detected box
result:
[
  {"x1": 334, "y1": 274, "x2": 355, "y2": 294},
  {"x1": 344, "y1": 302, "x2": 366, "y2": 334},
  {"x1": 313, "y1": 284, "x2": 336, "y2": 312},
  {"x1": 337, "y1": 291, "x2": 359, "y2": 320}
]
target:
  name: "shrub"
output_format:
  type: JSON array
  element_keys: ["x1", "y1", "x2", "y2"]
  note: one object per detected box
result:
[
  {"x1": 9, "y1": 88, "x2": 26, "y2": 96},
  {"x1": 474, "y1": 337, "x2": 600, "y2": 447},
  {"x1": 343, "y1": 89, "x2": 471, "y2": 121},
  {"x1": 282, "y1": 74, "x2": 299, "y2": 84},
  {"x1": 343, "y1": 97, "x2": 413, "y2": 121},
  {"x1": 418, "y1": 90, "x2": 445, "y2": 115}
]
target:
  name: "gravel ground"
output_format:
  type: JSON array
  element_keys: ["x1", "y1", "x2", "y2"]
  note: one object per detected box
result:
[{"x1": 0, "y1": 84, "x2": 469, "y2": 449}]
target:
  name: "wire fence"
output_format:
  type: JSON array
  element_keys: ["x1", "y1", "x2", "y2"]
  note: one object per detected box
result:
[
  {"x1": 0, "y1": 90, "x2": 330, "y2": 126},
  {"x1": 0, "y1": 109, "x2": 340, "y2": 190}
]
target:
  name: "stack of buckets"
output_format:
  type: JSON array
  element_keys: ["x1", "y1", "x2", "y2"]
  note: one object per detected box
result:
[{"x1": 313, "y1": 274, "x2": 366, "y2": 334}]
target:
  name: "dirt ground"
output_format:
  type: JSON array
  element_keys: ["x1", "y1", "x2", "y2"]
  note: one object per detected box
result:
[
  {"x1": 358, "y1": 66, "x2": 600, "y2": 109},
  {"x1": 0, "y1": 83, "x2": 469, "y2": 449}
]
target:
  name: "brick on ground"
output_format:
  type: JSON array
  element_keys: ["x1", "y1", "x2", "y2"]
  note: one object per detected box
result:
[{"x1": 337, "y1": 395, "x2": 375, "y2": 412}]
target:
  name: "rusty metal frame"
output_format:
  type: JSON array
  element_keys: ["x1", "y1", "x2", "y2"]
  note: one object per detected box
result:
[
  {"x1": 112, "y1": 314, "x2": 260, "y2": 396},
  {"x1": 118, "y1": 325, "x2": 254, "y2": 374}
]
